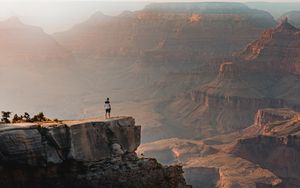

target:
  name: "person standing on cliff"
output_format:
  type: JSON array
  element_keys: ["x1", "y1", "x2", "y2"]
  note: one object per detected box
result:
[{"x1": 104, "y1": 98, "x2": 111, "y2": 119}]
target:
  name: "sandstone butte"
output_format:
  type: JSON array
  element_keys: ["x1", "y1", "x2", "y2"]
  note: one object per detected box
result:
[{"x1": 0, "y1": 117, "x2": 190, "y2": 188}]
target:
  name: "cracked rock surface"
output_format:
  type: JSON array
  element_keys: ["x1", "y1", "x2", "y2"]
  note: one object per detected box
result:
[{"x1": 0, "y1": 117, "x2": 190, "y2": 188}]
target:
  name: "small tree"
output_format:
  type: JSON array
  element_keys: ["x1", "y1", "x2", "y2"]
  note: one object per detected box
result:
[
  {"x1": 1, "y1": 111, "x2": 11, "y2": 123},
  {"x1": 12, "y1": 114, "x2": 23, "y2": 123},
  {"x1": 32, "y1": 112, "x2": 47, "y2": 122},
  {"x1": 24, "y1": 112, "x2": 31, "y2": 122}
]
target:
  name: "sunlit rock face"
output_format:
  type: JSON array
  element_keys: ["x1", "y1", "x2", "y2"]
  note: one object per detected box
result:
[
  {"x1": 230, "y1": 108, "x2": 300, "y2": 188},
  {"x1": 0, "y1": 117, "x2": 140, "y2": 165},
  {"x1": 0, "y1": 117, "x2": 190, "y2": 188},
  {"x1": 164, "y1": 19, "x2": 300, "y2": 139},
  {"x1": 237, "y1": 18, "x2": 300, "y2": 74}
]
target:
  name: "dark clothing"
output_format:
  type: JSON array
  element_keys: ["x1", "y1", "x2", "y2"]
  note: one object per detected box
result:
[{"x1": 104, "y1": 100, "x2": 111, "y2": 114}]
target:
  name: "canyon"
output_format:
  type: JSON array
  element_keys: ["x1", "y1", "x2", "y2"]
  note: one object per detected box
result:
[
  {"x1": 136, "y1": 11, "x2": 300, "y2": 187},
  {"x1": 51, "y1": 2, "x2": 280, "y2": 141},
  {"x1": 1, "y1": 2, "x2": 300, "y2": 188},
  {"x1": 55, "y1": 2, "x2": 275, "y2": 65},
  {"x1": 140, "y1": 108, "x2": 300, "y2": 188},
  {"x1": 160, "y1": 18, "x2": 300, "y2": 140},
  {"x1": 0, "y1": 2, "x2": 279, "y2": 132}
]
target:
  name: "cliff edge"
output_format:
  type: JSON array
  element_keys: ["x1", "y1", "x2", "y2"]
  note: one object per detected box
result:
[{"x1": 0, "y1": 117, "x2": 190, "y2": 188}]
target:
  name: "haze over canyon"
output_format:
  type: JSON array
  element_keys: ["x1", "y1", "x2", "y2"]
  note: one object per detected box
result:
[{"x1": 1, "y1": 1, "x2": 300, "y2": 188}]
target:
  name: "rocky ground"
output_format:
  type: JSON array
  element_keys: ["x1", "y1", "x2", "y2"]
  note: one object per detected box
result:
[{"x1": 0, "y1": 117, "x2": 190, "y2": 188}]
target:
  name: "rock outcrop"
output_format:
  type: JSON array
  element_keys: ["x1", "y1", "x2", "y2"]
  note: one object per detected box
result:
[
  {"x1": 237, "y1": 18, "x2": 300, "y2": 74},
  {"x1": 230, "y1": 108, "x2": 300, "y2": 188},
  {"x1": 280, "y1": 11, "x2": 300, "y2": 29},
  {"x1": 0, "y1": 117, "x2": 190, "y2": 188}
]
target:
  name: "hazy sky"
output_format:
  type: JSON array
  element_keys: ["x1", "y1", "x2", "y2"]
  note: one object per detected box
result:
[
  {"x1": 83, "y1": 0, "x2": 298, "y2": 1},
  {"x1": 0, "y1": 0, "x2": 300, "y2": 34},
  {"x1": 0, "y1": 1, "x2": 149, "y2": 33},
  {"x1": 1, "y1": 0, "x2": 300, "y2": 1}
]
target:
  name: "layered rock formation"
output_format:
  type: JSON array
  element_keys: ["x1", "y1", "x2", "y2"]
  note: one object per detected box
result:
[
  {"x1": 0, "y1": 3, "x2": 279, "y2": 142},
  {"x1": 230, "y1": 108, "x2": 300, "y2": 188},
  {"x1": 138, "y1": 134, "x2": 283, "y2": 188},
  {"x1": 140, "y1": 108, "x2": 300, "y2": 188},
  {"x1": 0, "y1": 117, "x2": 190, "y2": 188},
  {"x1": 237, "y1": 17, "x2": 300, "y2": 74},
  {"x1": 55, "y1": 2, "x2": 275, "y2": 65},
  {"x1": 134, "y1": 18, "x2": 300, "y2": 186},
  {"x1": 162, "y1": 19, "x2": 300, "y2": 139},
  {"x1": 40, "y1": 2, "x2": 277, "y2": 143}
]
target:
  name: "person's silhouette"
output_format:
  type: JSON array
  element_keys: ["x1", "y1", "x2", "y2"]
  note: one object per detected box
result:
[{"x1": 104, "y1": 98, "x2": 111, "y2": 119}]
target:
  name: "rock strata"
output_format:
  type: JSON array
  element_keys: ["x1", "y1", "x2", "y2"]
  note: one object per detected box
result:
[
  {"x1": 166, "y1": 19, "x2": 300, "y2": 139},
  {"x1": 0, "y1": 117, "x2": 190, "y2": 188},
  {"x1": 55, "y1": 2, "x2": 275, "y2": 64},
  {"x1": 237, "y1": 18, "x2": 300, "y2": 74},
  {"x1": 231, "y1": 109, "x2": 300, "y2": 188}
]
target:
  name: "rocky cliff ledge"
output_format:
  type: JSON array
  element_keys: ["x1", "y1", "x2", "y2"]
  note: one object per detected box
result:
[{"x1": 0, "y1": 117, "x2": 190, "y2": 188}]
